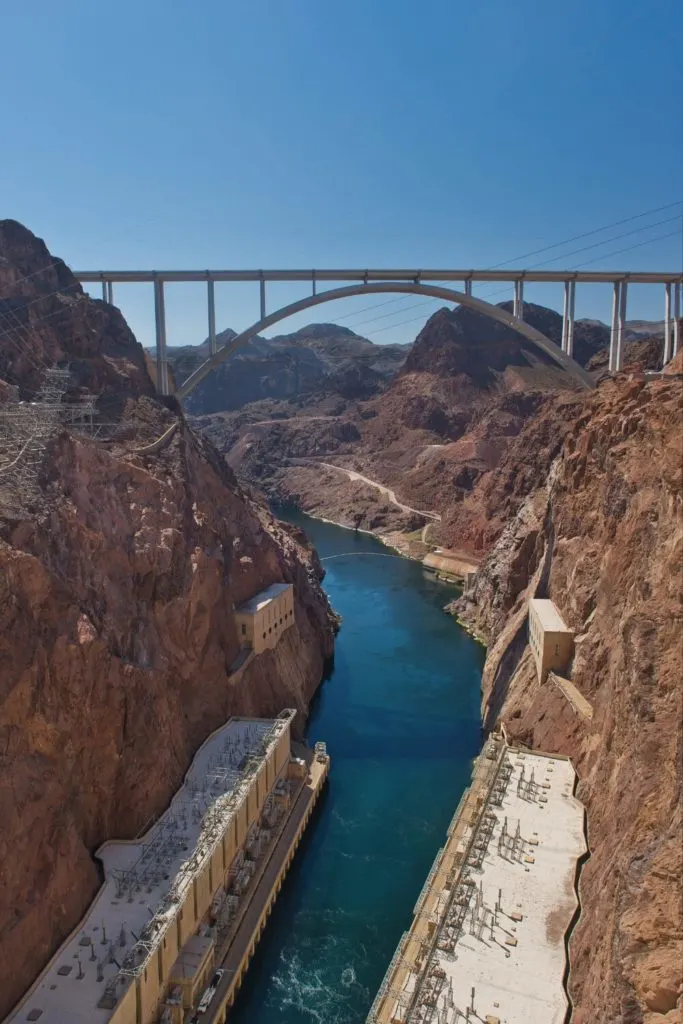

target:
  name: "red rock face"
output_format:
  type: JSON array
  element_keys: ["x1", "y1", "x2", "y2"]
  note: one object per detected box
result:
[
  {"x1": 0, "y1": 220, "x2": 155, "y2": 417},
  {"x1": 204, "y1": 301, "x2": 596, "y2": 534},
  {"x1": 0, "y1": 223, "x2": 334, "y2": 1018},
  {"x1": 455, "y1": 374, "x2": 683, "y2": 1023}
]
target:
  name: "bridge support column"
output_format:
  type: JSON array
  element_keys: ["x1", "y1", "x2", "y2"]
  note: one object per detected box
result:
[
  {"x1": 561, "y1": 281, "x2": 569, "y2": 352},
  {"x1": 464, "y1": 278, "x2": 472, "y2": 297},
  {"x1": 207, "y1": 278, "x2": 217, "y2": 355},
  {"x1": 615, "y1": 280, "x2": 628, "y2": 371},
  {"x1": 566, "y1": 281, "x2": 576, "y2": 359},
  {"x1": 513, "y1": 280, "x2": 524, "y2": 320},
  {"x1": 673, "y1": 282, "x2": 681, "y2": 358},
  {"x1": 107, "y1": 281, "x2": 113, "y2": 304},
  {"x1": 664, "y1": 283, "x2": 672, "y2": 364},
  {"x1": 609, "y1": 281, "x2": 621, "y2": 372},
  {"x1": 101, "y1": 280, "x2": 107, "y2": 302},
  {"x1": 154, "y1": 278, "x2": 169, "y2": 396},
  {"x1": 260, "y1": 276, "x2": 266, "y2": 320}
]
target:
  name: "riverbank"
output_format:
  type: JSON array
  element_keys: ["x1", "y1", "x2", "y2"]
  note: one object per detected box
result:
[{"x1": 278, "y1": 500, "x2": 480, "y2": 588}]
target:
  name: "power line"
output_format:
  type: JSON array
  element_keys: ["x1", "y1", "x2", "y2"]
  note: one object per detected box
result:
[
  {"x1": 363, "y1": 230, "x2": 681, "y2": 338},
  {"x1": 476, "y1": 227, "x2": 682, "y2": 305},
  {"x1": 487, "y1": 199, "x2": 683, "y2": 269},
  {"x1": 331, "y1": 199, "x2": 683, "y2": 330}
]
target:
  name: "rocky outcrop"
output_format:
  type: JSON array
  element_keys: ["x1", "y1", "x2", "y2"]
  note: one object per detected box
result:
[
  {"x1": 167, "y1": 323, "x2": 410, "y2": 415},
  {"x1": 0, "y1": 220, "x2": 155, "y2": 417},
  {"x1": 0, "y1": 222, "x2": 335, "y2": 1018},
  {"x1": 454, "y1": 373, "x2": 683, "y2": 1022}
]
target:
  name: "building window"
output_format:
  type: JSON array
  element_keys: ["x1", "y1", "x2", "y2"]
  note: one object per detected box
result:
[
  {"x1": 262, "y1": 632, "x2": 266, "y2": 640},
  {"x1": 555, "y1": 644, "x2": 559, "y2": 656},
  {"x1": 241, "y1": 624, "x2": 246, "y2": 636}
]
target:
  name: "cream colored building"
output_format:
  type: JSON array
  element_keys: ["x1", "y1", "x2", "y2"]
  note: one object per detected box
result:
[
  {"x1": 3, "y1": 712, "x2": 311, "y2": 1024},
  {"x1": 235, "y1": 583, "x2": 294, "y2": 655},
  {"x1": 528, "y1": 598, "x2": 574, "y2": 682}
]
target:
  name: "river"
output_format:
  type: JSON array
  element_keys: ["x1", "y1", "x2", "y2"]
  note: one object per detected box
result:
[{"x1": 229, "y1": 511, "x2": 485, "y2": 1024}]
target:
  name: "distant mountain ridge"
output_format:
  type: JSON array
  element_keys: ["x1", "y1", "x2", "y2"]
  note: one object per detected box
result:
[{"x1": 159, "y1": 323, "x2": 411, "y2": 414}]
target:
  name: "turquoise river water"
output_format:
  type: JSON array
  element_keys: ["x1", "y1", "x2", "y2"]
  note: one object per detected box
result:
[{"x1": 230, "y1": 510, "x2": 486, "y2": 1024}]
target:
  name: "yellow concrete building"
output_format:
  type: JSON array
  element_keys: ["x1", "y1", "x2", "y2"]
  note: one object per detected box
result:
[
  {"x1": 4, "y1": 712, "x2": 330, "y2": 1024},
  {"x1": 528, "y1": 597, "x2": 574, "y2": 682},
  {"x1": 235, "y1": 583, "x2": 294, "y2": 655}
]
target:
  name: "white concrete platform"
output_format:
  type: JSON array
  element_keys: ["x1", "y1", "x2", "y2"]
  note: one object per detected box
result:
[
  {"x1": 4, "y1": 717, "x2": 287, "y2": 1024},
  {"x1": 401, "y1": 750, "x2": 585, "y2": 1024}
]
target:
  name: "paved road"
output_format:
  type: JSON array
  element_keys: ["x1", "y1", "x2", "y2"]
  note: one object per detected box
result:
[{"x1": 316, "y1": 462, "x2": 441, "y2": 521}]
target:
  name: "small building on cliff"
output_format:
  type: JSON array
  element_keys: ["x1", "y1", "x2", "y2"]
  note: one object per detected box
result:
[
  {"x1": 235, "y1": 583, "x2": 294, "y2": 655},
  {"x1": 528, "y1": 598, "x2": 574, "y2": 682}
]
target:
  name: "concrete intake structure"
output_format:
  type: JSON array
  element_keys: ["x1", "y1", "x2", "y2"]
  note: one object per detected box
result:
[
  {"x1": 528, "y1": 598, "x2": 574, "y2": 683},
  {"x1": 367, "y1": 734, "x2": 586, "y2": 1024},
  {"x1": 4, "y1": 712, "x2": 330, "y2": 1024},
  {"x1": 235, "y1": 583, "x2": 294, "y2": 655}
]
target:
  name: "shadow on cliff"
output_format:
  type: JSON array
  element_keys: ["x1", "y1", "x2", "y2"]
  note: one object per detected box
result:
[{"x1": 483, "y1": 501, "x2": 556, "y2": 732}]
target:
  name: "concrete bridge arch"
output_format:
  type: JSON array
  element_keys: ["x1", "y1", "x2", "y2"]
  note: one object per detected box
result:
[{"x1": 175, "y1": 282, "x2": 596, "y2": 399}]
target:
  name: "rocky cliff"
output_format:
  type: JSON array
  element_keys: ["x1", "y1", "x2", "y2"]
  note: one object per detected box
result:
[
  {"x1": 454, "y1": 367, "x2": 683, "y2": 1022},
  {"x1": 0, "y1": 221, "x2": 335, "y2": 1019}
]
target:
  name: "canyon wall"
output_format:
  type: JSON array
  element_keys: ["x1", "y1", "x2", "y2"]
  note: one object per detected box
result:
[
  {"x1": 0, "y1": 221, "x2": 335, "y2": 1018},
  {"x1": 455, "y1": 368, "x2": 683, "y2": 1023}
]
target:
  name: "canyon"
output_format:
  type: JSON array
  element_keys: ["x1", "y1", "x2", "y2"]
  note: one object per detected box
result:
[
  {"x1": 0, "y1": 214, "x2": 680, "y2": 1024},
  {"x1": 0, "y1": 221, "x2": 335, "y2": 1019},
  {"x1": 193, "y1": 302, "x2": 665, "y2": 548},
  {"x1": 190, "y1": 298, "x2": 682, "y2": 1021}
]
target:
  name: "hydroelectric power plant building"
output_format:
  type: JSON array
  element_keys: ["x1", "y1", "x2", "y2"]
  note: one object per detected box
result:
[{"x1": 5, "y1": 711, "x2": 330, "y2": 1024}]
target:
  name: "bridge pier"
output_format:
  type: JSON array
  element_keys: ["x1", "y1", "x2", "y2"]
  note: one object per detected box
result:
[
  {"x1": 513, "y1": 280, "x2": 524, "y2": 320},
  {"x1": 207, "y1": 278, "x2": 217, "y2": 355},
  {"x1": 561, "y1": 280, "x2": 576, "y2": 357},
  {"x1": 664, "y1": 282, "x2": 672, "y2": 364},
  {"x1": 616, "y1": 280, "x2": 628, "y2": 371},
  {"x1": 464, "y1": 278, "x2": 472, "y2": 297},
  {"x1": 609, "y1": 281, "x2": 622, "y2": 372},
  {"x1": 260, "y1": 276, "x2": 266, "y2": 320},
  {"x1": 673, "y1": 282, "x2": 681, "y2": 359},
  {"x1": 154, "y1": 278, "x2": 169, "y2": 396},
  {"x1": 566, "y1": 281, "x2": 576, "y2": 358}
]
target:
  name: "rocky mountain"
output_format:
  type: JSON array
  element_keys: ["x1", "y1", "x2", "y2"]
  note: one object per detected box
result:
[
  {"x1": 0, "y1": 221, "x2": 335, "y2": 1019},
  {"x1": 164, "y1": 322, "x2": 410, "y2": 415},
  {"x1": 452, "y1": 362, "x2": 683, "y2": 1022},
  {"x1": 199, "y1": 301, "x2": 608, "y2": 532}
]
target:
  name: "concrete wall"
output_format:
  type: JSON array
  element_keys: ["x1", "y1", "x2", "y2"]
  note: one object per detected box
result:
[
  {"x1": 160, "y1": 920, "x2": 180, "y2": 979},
  {"x1": 195, "y1": 862, "x2": 212, "y2": 922},
  {"x1": 275, "y1": 728, "x2": 290, "y2": 776},
  {"x1": 138, "y1": 957, "x2": 162, "y2": 1024},
  {"x1": 541, "y1": 630, "x2": 574, "y2": 679},
  {"x1": 177, "y1": 889, "x2": 196, "y2": 947},
  {"x1": 109, "y1": 981, "x2": 137, "y2": 1024}
]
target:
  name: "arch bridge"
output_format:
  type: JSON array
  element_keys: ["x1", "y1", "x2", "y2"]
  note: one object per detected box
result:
[{"x1": 73, "y1": 268, "x2": 683, "y2": 396}]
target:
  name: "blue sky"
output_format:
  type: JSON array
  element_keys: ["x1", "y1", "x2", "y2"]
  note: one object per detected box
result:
[{"x1": 1, "y1": 0, "x2": 682, "y2": 348}]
